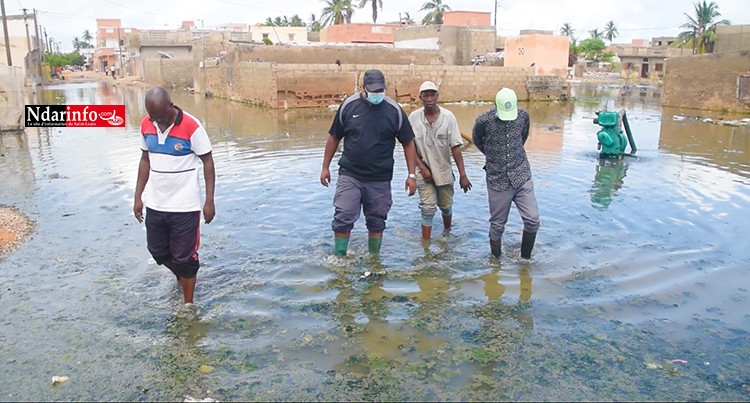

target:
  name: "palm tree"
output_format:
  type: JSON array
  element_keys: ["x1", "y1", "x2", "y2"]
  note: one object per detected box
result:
[
  {"x1": 359, "y1": 0, "x2": 383, "y2": 23},
  {"x1": 420, "y1": 0, "x2": 451, "y2": 25},
  {"x1": 321, "y1": 0, "x2": 354, "y2": 26},
  {"x1": 72, "y1": 37, "x2": 82, "y2": 52},
  {"x1": 401, "y1": 12, "x2": 415, "y2": 25},
  {"x1": 677, "y1": 0, "x2": 729, "y2": 54},
  {"x1": 309, "y1": 13, "x2": 323, "y2": 31},
  {"x1": 560, "y1": 22, "x2": 573, "y2": 37},
  {"x1": 604, "y1": 20, "x2": 618, "y2": 44},
  {"x1": 81, "y1": 29, "x2": 93, "y2": 46},
  {"x1": 589, "y1": 28, "x2": 603, "y2": 39},
  {"x1": 289, "y1": 14, "x2": 305, "y2": 27}
]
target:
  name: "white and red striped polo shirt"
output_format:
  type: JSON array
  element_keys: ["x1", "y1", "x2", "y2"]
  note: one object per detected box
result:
[{"x1": 140, "y1": 106, "x2": 212, "y2": 212}]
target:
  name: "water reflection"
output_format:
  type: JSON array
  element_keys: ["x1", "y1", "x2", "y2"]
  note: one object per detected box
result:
[
  {"x1": 3, "y1": 82, "x2": 750, "y2": 401},
  {"x1": 590, "y1": 158, "x2": 630, "y2": 210},
  {"x1": 660, "y1": 108, "x2": 750, "y2": 179}
]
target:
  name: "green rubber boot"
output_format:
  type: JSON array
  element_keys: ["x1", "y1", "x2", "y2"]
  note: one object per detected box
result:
[
  {"x1": 368, "y1": 236, "x2": 382, "y2": 255},
  {"x1": 334, "y1": 237, "x2": 349, "y2": 256}
]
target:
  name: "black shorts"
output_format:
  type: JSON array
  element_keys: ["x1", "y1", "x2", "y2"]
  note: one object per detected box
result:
[{"x1": 145, "y1": 208, "x2": 201, "y2": 278}]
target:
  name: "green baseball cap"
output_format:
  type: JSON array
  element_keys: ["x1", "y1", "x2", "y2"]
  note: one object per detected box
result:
[{"x1": 495, "y1": 88, "x2": 518, "y2": 121}]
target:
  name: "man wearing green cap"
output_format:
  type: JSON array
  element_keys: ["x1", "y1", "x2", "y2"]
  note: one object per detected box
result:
[{"x1": 472, "y1": 88, "x2": 539, "y2": 259}]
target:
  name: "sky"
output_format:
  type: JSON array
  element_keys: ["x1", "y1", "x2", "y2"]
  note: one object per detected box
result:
[{"x1": 6, "y1": 0, "x2": 750, "y2": 53}]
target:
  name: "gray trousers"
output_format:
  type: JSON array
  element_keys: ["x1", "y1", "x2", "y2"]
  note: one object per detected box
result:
[
  {"x1": 332, "y1": 175, "x2": 392, "y2": 233},
  {"x1": 488, "y1": 179, "x2": 540, "y2": 241}
]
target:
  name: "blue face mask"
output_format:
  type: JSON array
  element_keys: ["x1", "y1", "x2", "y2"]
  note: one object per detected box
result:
[{"x1": 367, "y1": 91, "x2": 385, "y2": 105}]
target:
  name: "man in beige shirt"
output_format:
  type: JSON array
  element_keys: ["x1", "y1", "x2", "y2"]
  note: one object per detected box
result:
[{"x1": 408, "y1": 81, "x2": 472, "y2": 241}]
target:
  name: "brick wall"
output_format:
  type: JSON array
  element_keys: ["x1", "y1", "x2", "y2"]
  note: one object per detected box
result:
[
  {"x1": 144, "y1": 59, "x2": 194, "y2": 87},
  {"x1": 663, "y1": 51, "x2": 750, "y2": 113}
]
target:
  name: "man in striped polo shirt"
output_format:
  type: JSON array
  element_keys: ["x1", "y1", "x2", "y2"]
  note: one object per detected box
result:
[{"x1": 134, "y1": 87, "x2": 215, "y2": 305}]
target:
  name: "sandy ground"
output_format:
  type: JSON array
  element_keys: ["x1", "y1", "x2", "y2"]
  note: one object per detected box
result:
[
  {"x1": 59, "y1": 70, "x2": 150, "y2": 88},
  {"x1": 0, "y1": 206, "x2": 35, "y2": 259}
]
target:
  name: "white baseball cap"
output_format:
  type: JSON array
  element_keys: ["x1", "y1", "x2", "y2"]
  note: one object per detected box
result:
[{"x1": 419, "y1": 81, "x2": 439, "y2": 93}]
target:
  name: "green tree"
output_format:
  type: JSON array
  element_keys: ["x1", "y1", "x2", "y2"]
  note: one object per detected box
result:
[
  {"x1": 578, "y1": 38, "x2": 614, "y2": 62},
  {"x1": 568, "y1": 36, "x2": 579, "y2": 67},
  {"x1": 677, "y1": 0, "x2": 729, "y2": 54},
  {"x1": 321, "y1": 0, "x2": 354, "y2": 26},
  {"x1": 264, "y1": 17, "x2": 275, "y2": 26},
  {"x1": 359, "y1": 0, "x2": 383, "y2": 23},
  {"x1": 45, "y1": 51, "x2": 84, "y2": 67},
  {"x1": 604, "y1": 20, "x2": 618, "y2": 44},
  {"x1": 72, "y1": 37, "x2": 82, "y2": 52},
  {"x1": 420, "y1": 0, "x2": 451, "y2": 25},
  {"x1": 560, "y1": 22, "x2": 573, "y2": 37}
]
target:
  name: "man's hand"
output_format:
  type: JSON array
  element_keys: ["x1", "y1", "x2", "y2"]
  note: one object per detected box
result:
[
  {"x1": 203, "y1": 200, "x2": 216, "y2": 224},
  {"x1": 405, "y1": 176, "x2": 417, "y2": 196},
  {"x1": 133, "y1": 198, "x2": 144, "y2": 223},
  {"x1": 320, "y1": 167, "x2": 331, "y2": 187},
  {"x1": 459, "y1": 174, "x2": 472, "y2": 193},
  {"x1": 421, "y1": 167, "x2": 433, "y2": 184}
]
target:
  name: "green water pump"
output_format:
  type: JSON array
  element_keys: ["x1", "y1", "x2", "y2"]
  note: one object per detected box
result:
[{"x1": 594, "y1": 110, "x2": 637, "y2": 158}]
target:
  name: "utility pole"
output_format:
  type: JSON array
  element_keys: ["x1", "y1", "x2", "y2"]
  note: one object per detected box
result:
[
  {"x1": 116, "y1": 26, "x2": 123, "y2": 77},
  {"x1": 33, "y1": 10, "x2": 42, "y2": 62},
  {"x1": 22, "y1": 9, "x2": 31, "y2": 57},
  {"x1": 1, "y1": 0, "x2": 12, "y2": 66}
]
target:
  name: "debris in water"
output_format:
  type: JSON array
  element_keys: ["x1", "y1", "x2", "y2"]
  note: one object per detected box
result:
[
  {"x1": 183, "y1": 396, "x2": 217, "y2": 402},
  {"x1": 199, "y1": 365, "x2": 214, "y2": 373},
  {"x1": 670, "y1": 359, "x2": 688, "y2": 364},
  {"x1": 51, "y1": 376, "x2": 68, "y2": 385}
]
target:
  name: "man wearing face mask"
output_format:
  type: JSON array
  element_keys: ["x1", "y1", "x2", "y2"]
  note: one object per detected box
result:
[{"x1": 320, "y1": 69, "x2": 418, "y2": 256}]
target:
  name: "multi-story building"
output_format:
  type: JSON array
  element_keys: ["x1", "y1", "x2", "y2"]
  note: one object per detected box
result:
[
  {"x1": 615, "y1": 37, "x2": 686, "y2": 79},
  {"x1": 94, "y1": 19, "x2": 138, "y2": 74}
]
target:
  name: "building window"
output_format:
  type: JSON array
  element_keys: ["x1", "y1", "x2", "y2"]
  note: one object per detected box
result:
[
  {"x1": 739, "y1": 75, "x2": 750, "y2": 101},
  {"x1": 625, "y1": 63, "x2": 632, "y2": 70},
  {"x1": 642, "y1": 57, "x2": 649, "y2": 62},
  {"x1": 262, "y1": 33, "x2": 269, "y2": 39},
  {"x1": 518, "y1": 47, "x2": 525, "y2": 56},
  {"x1": 288, "y1": 34, "x2": 294, "y2": 41},
  {"x1": 106, "y1": 28, "x2": 113, "y2": 33},
  {"x1": 654, "y1": 63, "x2": 663, "y2": 72}
]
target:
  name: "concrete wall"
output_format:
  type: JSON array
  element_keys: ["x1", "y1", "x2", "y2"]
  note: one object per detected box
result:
[
  {"x1": 0, "y1": 66, "x2": 24, "y2": 131},
  {"x1": 715, "y1": 25, "x2": 750, "y2": 53},
  {"x1": 197, "y1": 61, "x2": 548, "y2": 108},
  {"x1": 144, "y1": 59, "x2": 194, "y2": 87},
  {"x1": 0, "y1": 15, "x2": 41, "y2": 79},
  {"x1": 394, "y1": 25, "x2": 497, "y2": 65},
  {"x1": 320, "y1": 23, "x2": 403, "y2": 44},
  {"x1": 443, "y1": 11, "x2": 491, "y2": 26},
  {"x1": 663, "y1": 51, "x2": 750, "y2": 113},
  {"x1": 206, "y1": 39, "x2": 445, "y2": 65},
  {"x1": 505, "y1": 34, "x2": 569, "y2": 76}
]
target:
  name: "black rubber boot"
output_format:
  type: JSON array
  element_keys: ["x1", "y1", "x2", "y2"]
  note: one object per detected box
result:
[
  {"x1": 521, "y1": 231, "x2": 537, "y2": 259},
  {"x1": 490, "y1": 239, "x2": 502, "y2": 258}
]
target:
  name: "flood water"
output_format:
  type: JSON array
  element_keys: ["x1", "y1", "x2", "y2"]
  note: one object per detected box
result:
[{"x1": 1, "y1": 81, "x2": 749, "y2": 401}]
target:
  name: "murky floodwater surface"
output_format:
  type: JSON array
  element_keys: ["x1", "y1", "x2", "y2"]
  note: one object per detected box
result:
[{"x1": 1, "y1": 82, "x2": 749, "y2": 401}]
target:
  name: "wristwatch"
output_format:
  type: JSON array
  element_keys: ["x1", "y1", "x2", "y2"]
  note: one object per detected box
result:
[{"x1": 408, "y1": 173, "x2": 416, "y2": 180}]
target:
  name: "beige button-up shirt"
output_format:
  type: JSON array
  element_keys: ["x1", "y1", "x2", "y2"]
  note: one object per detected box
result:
[{"x1": 408, "y1": 106, "x2": 464, "y2": 186}]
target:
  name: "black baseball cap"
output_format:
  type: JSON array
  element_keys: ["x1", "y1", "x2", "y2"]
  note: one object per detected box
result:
[{"x1": 363, "y1": 69, "x2": 386, "y2": 92}]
